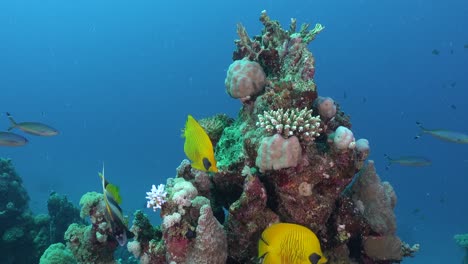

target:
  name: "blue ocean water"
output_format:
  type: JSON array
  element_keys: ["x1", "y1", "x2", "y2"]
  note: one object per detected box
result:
[{"x1": 0, "y1": 0, "x2": 467, "y2": 263}]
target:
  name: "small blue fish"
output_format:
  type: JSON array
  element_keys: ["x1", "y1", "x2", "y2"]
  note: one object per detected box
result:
[
  {"x1": 6, "y1": 112, "x2": 59, "y2": 136},
  {"x1": 415, "y1": 122, "x2": 468, "y2": 144},
  {"x1": 0, "y1": 132, "x2": 28, "y2": 147},
  {"x1": 384, "y1": 154, "x2": 431, "y2": 170}
]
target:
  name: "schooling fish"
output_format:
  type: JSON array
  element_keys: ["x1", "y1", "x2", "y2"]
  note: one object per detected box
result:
[
  {"x1": 183, "y1": 115, "x2": 218, "y2": 172},
  {"x1": 6, "y1": 112, "x2": 59, "y2": 136},
  {"x1": 384, "y1": 154, "x2": 431, "y2": 170},
  {"x1": 415, "y1": 122, "x2": 468, "y2": 144},
  {"x1": 0, "y1": 131, "x2": 28, "y2": 147},
  {"x1": 98, "y1": 164, "x2": 130, "y2": 246},
  {"x1": 259, "y1": 223, "x2": 327, "y2": 264}
]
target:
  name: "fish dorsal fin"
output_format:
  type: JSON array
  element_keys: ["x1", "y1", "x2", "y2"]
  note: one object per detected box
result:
[
  {"x1": 106, "y1": 183, "x2": 122, "y2": 205},
  {"x1": 98, "y1": 163, "x2": 123, "y2": 205},
  {"x1": 99, "y1": 163, "x2": 111, "y2": 188},
  {"x1": 99, "y1": 163, "x2": 107, "y2": 193}
]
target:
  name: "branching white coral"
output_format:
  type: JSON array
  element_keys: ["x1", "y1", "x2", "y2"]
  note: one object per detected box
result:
[
  {"x1": 146, "y1": 184, "x2": 167, "y2": 212},
  {"x1": 256, "y1": 107, "x2": 322, "y2": 141}
]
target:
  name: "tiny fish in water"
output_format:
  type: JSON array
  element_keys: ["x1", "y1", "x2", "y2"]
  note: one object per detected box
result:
[
  {"x1": 0, "y1": 131, "x2": 28, "y2": 147},
  {"x1": 259, "y1": 223, "x2": 327, "y2": 264},
  {"x1": 450, "y1": 104, "x2": 457, "y2": 110},
  {"x1": 439, "y1": 197, "x2": 446, "y2": 204},
  {"x1": 432, "y1": 49, "x2": 440, "y2": 55},
  {"x1": 6, "y1": 112, "x2": 59, "y2": 136},
  {"x1": 450, "y1": 81, "x2": 457, "y2": 88},
  {"x1": 464, "y1": 44, "x2": 468, "y2": 49},
  {"x1": 384, "y1": 154, "x2": 431, "y2": 170},
  {"x1": 415, "y1": 122, "x2": 468, "y2": 144},
  {"x1": 183, "y1": 115, "x2": 218, "y2": 172}
]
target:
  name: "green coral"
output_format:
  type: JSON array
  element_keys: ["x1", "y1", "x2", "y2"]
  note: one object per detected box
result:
[
  {"x1": 455, "y1": 234, "x2": 468, "y2": 264},
  {"x1": 132, "y1": 210, "x2": 161, "y2": 242},
  {"x1": 39, "y1": 243, "x2": 76, "y2": 264},
  {"x1": 198, "y1": 114, "x2": 234, "y2": 144},
  {"x1": 48, "y1": 192, "x2": 82, "y2": 243},
  {"x1": 64, "y1": 223, "x2": 98, "y2": 263},
  {"x1": 2, "y1": 226, "x2": 24, "y2": 242},
  {"x1": 0, "y1": 158, "x2": 30, "y2": 217},
  {"x1": 79, "y1": 192, "x2": 103, "y2": 218},
  {"x1": 455, "y1": 233, "x2": 468, "y2": 248},
  {"x1": 215, "y1": 121, "x2": 246, "y2": 170}
]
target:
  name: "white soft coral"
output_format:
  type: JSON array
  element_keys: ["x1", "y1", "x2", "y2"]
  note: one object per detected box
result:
[{"x1": 146, "y1": 184, "x2": 167, "y2": 211}]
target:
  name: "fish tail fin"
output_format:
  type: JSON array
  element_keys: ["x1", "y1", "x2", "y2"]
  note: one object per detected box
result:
[
  {"x1": 416, "y1": 121, "x2": 428, "y2": 132},
  {"x1": 384, "y1": 154, "x2": 392, "y2": 170},
  {"x1": 415, "y1": 122, "x2": 427, "y2": 139},
  {"x1": 6, "y1": 112, "x2": 17, "y2": 131}
]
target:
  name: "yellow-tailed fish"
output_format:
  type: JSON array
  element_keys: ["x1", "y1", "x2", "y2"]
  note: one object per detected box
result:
[
  {"x1": 415, "y1": 122, "x2": 468, "y2": 144},
  {"x1": 98, "y1": 164, "x2": 130, "y2": 246},
  {"x1": 384, "y1": 154, "x2": 431, "y2": 170},
  {"x1": 183, "y1": 115, "x2": 218, "y2": 172},
  {"x1": 258, "y1": 223, "x2": 327, "y2": 264},
  {"x1": 6, "y1": 112, "x2": 59, "y2": 136},
  {"x1": 0, "y1": 131, "x2": 28, "y2": 147}
]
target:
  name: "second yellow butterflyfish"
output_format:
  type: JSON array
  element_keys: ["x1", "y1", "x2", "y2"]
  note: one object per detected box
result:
[{"x1": 259, "y1": 223, "x2": 327, "y2": 264}]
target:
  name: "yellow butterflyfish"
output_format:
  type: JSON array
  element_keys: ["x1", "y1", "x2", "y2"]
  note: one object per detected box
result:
[
  {"x1": 183, "y1": 115, "x2": 218, "y2": 172},
  {"x1": 259, "y1": 223, "x2": 327, "y2": 264}
]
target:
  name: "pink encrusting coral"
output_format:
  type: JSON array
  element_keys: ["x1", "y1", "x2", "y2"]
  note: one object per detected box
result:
[
  {"x1": 355, "y1": 138, "x2": 371, "y2": 170},
  {"x1": 330, "y1": 126, "x2": 356, "y2": 151},
  {"x1": 225, "y1": 58, "x2": 266, "y2": 101},
  {"x1": 314, "y1": 96, "x2": 337, "y2": 120},
  {"x1": 255, "y1": 134, "x2": 302, "y2": 172}
]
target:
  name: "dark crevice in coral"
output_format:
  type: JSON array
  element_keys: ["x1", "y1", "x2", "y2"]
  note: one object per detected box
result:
[{"x1": 348, "y1": 235, "x2": 362, "y2": 259}]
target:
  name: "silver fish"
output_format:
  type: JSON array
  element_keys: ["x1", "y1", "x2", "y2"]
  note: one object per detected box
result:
[
  {"x1": 6, "y1": 112, "x2": 59, "y2": 136},
  {"x1": 415, "y1": 122, "x2": 468, "y2": 144},
  {"x1": 384, "y1": 154, "x2": 431, "y2": 170},
  {"x1": 0, "y1": 132, "x2": 28, "y2": 147}
]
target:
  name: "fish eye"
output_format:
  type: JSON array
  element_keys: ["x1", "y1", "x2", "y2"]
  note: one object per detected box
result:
[
  {"x1": 309, "y1": 253, "x2": 321, "y2": 264},
  {"x1": 203, "y1": 157, "x2": 212, "y2": 171}
]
